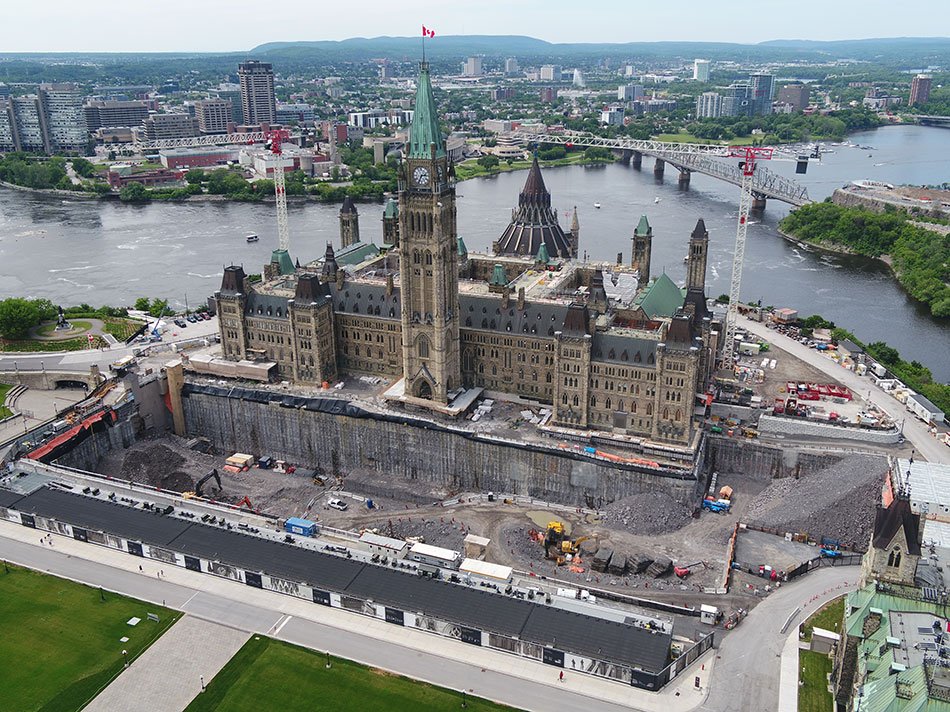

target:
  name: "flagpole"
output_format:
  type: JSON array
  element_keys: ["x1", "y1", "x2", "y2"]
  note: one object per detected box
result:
[{"x1": 422, "y1": 28, "x2": 425, "y2": 63}]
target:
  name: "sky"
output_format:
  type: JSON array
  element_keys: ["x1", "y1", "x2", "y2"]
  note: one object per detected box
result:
[{"x1": 6, "y1": 0, "x2": 950, "y2": 52}]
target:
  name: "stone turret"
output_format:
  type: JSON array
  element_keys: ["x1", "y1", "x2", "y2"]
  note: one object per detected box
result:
[
  {"x1": 321, "y1": 242, "x2": 338, "y2": 281},
  {"x1": 631, "y1": 214, "x2": 652, "y2": 284},
  {"x1": 339, "y1": 195, "x2": 360, "y2": 249},
  {"x1": 489, "y1": 263, "x2": 507, "y2": 294}
]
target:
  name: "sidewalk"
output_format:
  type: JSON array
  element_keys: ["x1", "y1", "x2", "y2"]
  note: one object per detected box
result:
[
  {"x1": 0, "y1": 520, "x2": 715, "y2": 712},
  {"x1": 84, "y1": 616, "x2": 249, "y2": 712}
]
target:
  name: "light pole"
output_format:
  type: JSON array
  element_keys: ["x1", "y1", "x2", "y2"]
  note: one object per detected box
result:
[
  {"x1": 326, "y1": 651, "x2": 331, "y2": 669},
  {"x1": 122, "y1": 650, "x2": 128, "y2": 668},
  {"x1": 200, "y1": 675, "x2": 205, "y2": 691}
]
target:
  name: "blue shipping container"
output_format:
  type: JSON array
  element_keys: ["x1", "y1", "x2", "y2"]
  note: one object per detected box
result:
[{"x1": 285, "y1": 517, "x2": 317, "y2": 537}]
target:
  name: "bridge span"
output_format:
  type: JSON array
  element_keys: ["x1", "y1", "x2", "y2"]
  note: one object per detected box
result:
[{"x1": 504, "y1": 131, "x2": 812, "y2": 208}]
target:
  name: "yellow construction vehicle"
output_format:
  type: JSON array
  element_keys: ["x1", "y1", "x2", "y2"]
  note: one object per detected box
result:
[
  {"x1": 543, "y1": 522, "x2": 566, "y2": 560},
  {"x1": 560, "y1": 534, "x2": 599, "y2": 556}
]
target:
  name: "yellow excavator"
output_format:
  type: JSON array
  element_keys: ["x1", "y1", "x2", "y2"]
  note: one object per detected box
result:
[{"x1": 559, "y1": 534, "x2": 599, "y2": 556}]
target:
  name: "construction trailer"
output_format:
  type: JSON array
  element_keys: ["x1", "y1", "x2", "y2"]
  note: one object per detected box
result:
[
  {"x1": 360, "y1": 531, "x2": 408, "y2": 559},
  {"x1": 408, "y1": 542, "x2": 462, "y2": 570},
  {"x1": 459, "y1": 558, "x2": 513, "y2": 586},
  {"x1": 285, "y1": 517, "x2": 317, "y2": 537},
  {"x1": 907, "y1": 393, "x2": 945, "y2": 425}
]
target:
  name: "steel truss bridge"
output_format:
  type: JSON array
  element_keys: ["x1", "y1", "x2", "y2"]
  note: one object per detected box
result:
[
  {"x1": 104, "y1": 131, "x2": 303, "y2": 153},
  {"x1": 505, "y1": 131, "x2": 812, "y2": 207}
]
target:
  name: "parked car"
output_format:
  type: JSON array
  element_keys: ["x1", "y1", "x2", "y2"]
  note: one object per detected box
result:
[
  {"x1": 186, "y1": 314, "x2": 197, "y2": 323},
  {"x1": 328, "y1": 498, "x2": 348, "y2": 511}
]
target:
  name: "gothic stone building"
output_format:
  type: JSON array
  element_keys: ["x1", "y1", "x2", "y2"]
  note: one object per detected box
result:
[{"x1": 215, "y1": 63, "x2": 717, "y2": 446}]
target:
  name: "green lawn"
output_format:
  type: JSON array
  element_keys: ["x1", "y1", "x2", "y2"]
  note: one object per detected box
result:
[
  {"x1": 802, "y1": 597, "x2": 844, "y2": 643},
  {"x1": 0, "y1": 564, "x2": 180, "y2": 712},
  {"x1": 102, "y1": 317, "x2": 145, "y2": 341},
  {"x1": 799, "y1": 649, "x2": 834, "y2": 712},
  {"x1": 1, "y1": 336, "x2": 105, "y2": 352},
  {"x1": 0, "y1": 382, "x2": 12, "y2": 417},
  {"x1": 184, "y1": 636, "x2": 520, "y2": 712},
  {"x1": 37, "y1": 320, "x2": 93, "y2": 336},
  {"x1": 456, "y1": 152, "x2": 611, "y2": 181}
]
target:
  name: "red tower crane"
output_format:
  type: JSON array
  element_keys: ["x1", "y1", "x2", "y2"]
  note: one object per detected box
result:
[{"x1": 265, "y1": 129, "x2": 291, "y2": 256}]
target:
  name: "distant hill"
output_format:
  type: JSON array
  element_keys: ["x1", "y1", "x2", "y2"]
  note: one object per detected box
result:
[{"x1": 249, "y1": 34, "x2": 950, "y2": 63}]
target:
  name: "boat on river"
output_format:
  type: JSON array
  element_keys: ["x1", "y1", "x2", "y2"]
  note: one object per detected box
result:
[{"x1": 246, "y1": 234, "x2": 259, "y2": 243}]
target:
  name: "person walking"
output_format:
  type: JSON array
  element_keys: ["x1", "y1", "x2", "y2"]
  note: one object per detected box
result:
[{"x1": 559, "y1": 671, "x2": 564, "y2": 682}]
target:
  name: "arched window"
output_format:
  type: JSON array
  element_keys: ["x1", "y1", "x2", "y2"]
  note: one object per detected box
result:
[
  {"x1": 663, "y1": 408, "x2": 669, "y2": 420},
  {"x1": 572, "y1": 395, "x2": 579, "y2": 406},
  {"x1": 425, "y1": 251, "x2": 432, "y2": 266},
  {"x1": 562, "y1": 393, "x2": 568, "y2": 405},
  {"x1": 675, "y1": 410, "x2": 681, "y2": 422},
  {"x1": 546, "y1": 373, "x2": 552, "y2": 383},
  {"x1": 888, "y1": 548, "x2": 902, "y2": 568},
  {"x1": 417, "y1": 335, "x2": 430, "y2": 359},
  {"x1": 618, "y1": 400, "x2": 624, "y2": 412},
  {"x1": 413, "y1": 250, "x2": 420, "y2": 264},
  {"x1": 605, "y1": 398, "x2": 611, "y2": 410}
]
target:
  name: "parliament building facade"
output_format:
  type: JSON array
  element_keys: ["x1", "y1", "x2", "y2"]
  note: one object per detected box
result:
[{"x1": 215, "y1": 64, "x2": 719, "y2": 446}]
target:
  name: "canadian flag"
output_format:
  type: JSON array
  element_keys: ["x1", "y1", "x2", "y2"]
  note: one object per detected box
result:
[{"x1": 422, "y1": 25, "x2": 435, "y2": 38}]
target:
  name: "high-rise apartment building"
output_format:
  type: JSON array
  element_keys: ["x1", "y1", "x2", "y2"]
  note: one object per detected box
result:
[
  {"x1": 618, "y1": 84, "x2": 644, "y2": 101},
  {"x1": 539, "y1": 65, "x2": 561, "y2": 81},
  {"x1": 194, "y1": 99, "x2": 234, "y2": 134},
  {"x1": 749, "y1": 73, "x2": 775, "y2": 114},
  {"x1": 777, "y1": 84, "x2": 809, "y2": 112},
  {"x1": 693, "y1": 59, "x2": 711, "y2": 82},
  {"x1": 84, "y1": 100, "x2": 149, "y2": 132},
  {"x1": 0, "y1": 83, "x2": 85, "y2": 154},
  {"x1": 238, "y1": 60, "x2": 276, "y2": 125},
  {"x1": 695, "y1": 92, "x2": 723, "y2": 118},
  {"x1": 722, "y1": 84, "x2": 755, "y2": 117},
  {"x1": 910, "y1": 74, "x2": 932, "y2": 106},
  {"x1": 540, "y1": 87, "x2": 558, "y2": 103},
  {"x1": 504, "y1": 58, "x2": 520, "y2": 76},
  {"x1": 462, "y1": 57, "x2": 482, "y2": 76}
]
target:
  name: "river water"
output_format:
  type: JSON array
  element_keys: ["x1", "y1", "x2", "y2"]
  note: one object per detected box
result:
[{"x1": 1, "y1": 125, "x2": 948, "y2": 379}]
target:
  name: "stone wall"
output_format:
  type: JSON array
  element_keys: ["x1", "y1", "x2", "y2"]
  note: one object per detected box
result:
[
  {"x1": 181, "y1": 390, "x2": 698, "y2": 508},
  {"x1": 757, "y1": 414, "x2": 901, "y2": 444},
  {"x1": 0, "y1": 369, "x2": 100, "y2": 390},
  {"x1": 705, "y1": 435, "x2": 842, "y2": 480},
  {"x1": 52, "y1": 411, "x2": 135, "y2": 472}
]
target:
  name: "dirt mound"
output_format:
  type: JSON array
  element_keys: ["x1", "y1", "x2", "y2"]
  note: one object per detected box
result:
[
  {"x1": 601, "y1": 491, "x2": 694, "y2": 535},
  {"x1": 744, "y1": 454, "x2": 886, "y2": 549},
  {"x1": 117, "y1": 444, "x2": 194, "y2": 492}
]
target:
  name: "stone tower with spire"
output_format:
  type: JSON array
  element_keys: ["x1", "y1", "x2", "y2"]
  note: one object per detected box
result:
[
  {"x1": 494, "y1": 156, "x2": 574, "y2": 259},
  {"x1": 631, "y1": 214, "x2": 652, "y2": 284},
  {"x1": 339, "y1": 195, "x2": 360, "y2": 249},
  {"x1": 570, "y1": 207, "x2": 580, "y2": 258},
  {"x1": 686, "y1": 218, "x2": 708, "y2": 292},
  {"x1": 382, "y1": 197, "x2": 399, "y2": 247},
  {"x1": 398, "y1": 62, "x2": 461, "y2": 404}
]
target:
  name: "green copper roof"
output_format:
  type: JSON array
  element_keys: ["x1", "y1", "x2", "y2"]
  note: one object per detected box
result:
[
  {"x1": 457, "y1": 235, "x2": 468, "y2": 258},
  {"x1": 635, "y1": 272, "x2": 683, "y2": 318},
  {"x1": 490, "y1": 263, "x2": 507, "y2": 286},
  {"x1": 408, "y1": 62, "x2": 446, "y2": 160},
  {"x1": 335, "y1": 241, "x2": 380, "y2": 266},
  {"x1": 635, "y1": 214, "x2": 651, "y2": 236},
  {"x1": 536, "y1": 242, "x2": 550, "y2": 265},
  {"x1": 271, "y1": 249, "x2": 294, "y2": 275},
  {"x1": 383, "y1": 198, "x2": 398, "y2": 219}
]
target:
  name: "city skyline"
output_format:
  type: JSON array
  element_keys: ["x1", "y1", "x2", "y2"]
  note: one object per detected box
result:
[{"x1": 6, "y1": 0, "x2": 950, "y2": 53}]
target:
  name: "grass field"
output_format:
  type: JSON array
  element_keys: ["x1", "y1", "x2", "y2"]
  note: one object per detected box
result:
[
  {"x1": 0, "y1": 382, "x2": 12, "y2": 417},
  {"x1": 802, "y1": 598, "x2": 844, "y2": 642},
  {"x1": 184, "y1": 636, "x2": 520, "y2": 712},
  {"x1": 1, "y1": 335, "x2": 106, "y2": 352},
  {"x1": 37, "y1": 320, "x2": 93, "y2": 336},
  {"x1": 102, "y1": 317, "x2": 145, "y2": 341},
  {"x1": 0, "y1": 564, "x2": 180, "y2": 712},
  {"x1": 798, "y1": 649, "x2": 834, "y2": 712}
]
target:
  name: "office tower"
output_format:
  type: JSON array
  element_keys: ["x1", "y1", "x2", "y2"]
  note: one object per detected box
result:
[
  {"x1": 540, "y1": 65, "x2": 561, "y2": 81},
  {"x1": 463, "y1": 57, "x2": 482, "y2": 76},
  {"x1": 195, "y1": 99, "x2": 234, "y2": 134},
  {"x1": 722, "y1": 84, "x2": 755, "y2": 117},
  {"x1": 777, "y1": 84, "x2": 809, "y2": 112},
  {"x1": 216, "y1": 84, "x2": 244, "y2": 125},
  {"x1": 238, "y1": 60, "x2": 276, "y2": 125},
  {"x1": 749, "y1": 73, "x2": 775, "y2": 114},
  {"x1": 504, "y1": 58, "x2": 520, "y2": 75},
  {"x1": 83, "y1": 100, "x2": 149, "y2": 133}
]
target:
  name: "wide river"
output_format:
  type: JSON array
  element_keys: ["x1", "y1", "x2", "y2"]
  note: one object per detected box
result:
[{"x1": 1, "y1": 125, "x2": 949, "y2": 379}]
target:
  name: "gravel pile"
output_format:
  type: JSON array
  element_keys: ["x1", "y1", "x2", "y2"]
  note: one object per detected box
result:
[
  {"x1": 601, "y1": 491, "x2": 694, "y2": 535},
  {"x1": 744, "y1": 454, "x2": 887, "y2": 549},
  {"x1": 373, "y1": 516, "x2": 471, "y2": 552},
  {"x1": 117, "y1": 444, "x2": 195, "y2": 492}
]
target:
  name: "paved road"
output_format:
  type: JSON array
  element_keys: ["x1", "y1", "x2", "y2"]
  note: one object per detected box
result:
[
  {"x1": 699, "y1": 566, "x2": 857, "y2": 712},
  {"x1": 741, "y1": 315, "x2": 950, "y2": 465}
]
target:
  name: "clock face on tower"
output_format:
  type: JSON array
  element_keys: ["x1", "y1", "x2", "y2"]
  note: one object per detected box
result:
[{"x1": 413, "y1": 166, "x2": 430, "y2": 186}]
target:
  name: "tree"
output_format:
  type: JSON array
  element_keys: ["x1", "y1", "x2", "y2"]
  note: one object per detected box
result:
[
  {"x1": 477, "y1": 155, "x2": 500, "y2": 171},
  {"x1": 184, "y1": 169, "x2": 205, "y2": 185},
  {"x1": 31, "y1": 299, "x2": 58, "y2": 322},
  {"x1": 148, "y1": 299, "x2": 171, "y2": 317},
  {"x1": 868, "y1": 342, "x2": 900, "y2": 365},
  {"x1": 715, "y1": 294, "x2": 730, "y2": 304},
  {"x1": 0, "y1": 298, "x2": 41, "y2": 339},
  {"x1": 119, "y1": 182, "x2": 149, "y2": 202},
  {"x1": 71, "y1": 157, "x2": 96, "y2": 178},
  {"x1": 134, "y1": 297, "x2": 151, "y2": 312}
]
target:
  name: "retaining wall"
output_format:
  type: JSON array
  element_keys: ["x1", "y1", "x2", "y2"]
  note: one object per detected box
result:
[
  {"x1": 757, "y1": 414, "x2": 901, "y2": 444},
  {"x1": 0, "y1": 370, "x2": 100, "y2": 390},
  {"x1": 181, "y1": 391, "x2": 698, "y2": 508},
  {"x1": 705, "y1": 436, "x2": 842, "y2": 479}
]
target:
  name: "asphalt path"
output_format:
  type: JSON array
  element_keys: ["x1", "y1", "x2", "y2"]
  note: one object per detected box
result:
[
  {"x1": 741, "y1": 315, "x2": 949, "y2": 465},
  {"x1": 0, "y1": 316, "x2": 219, "y2": 373}
]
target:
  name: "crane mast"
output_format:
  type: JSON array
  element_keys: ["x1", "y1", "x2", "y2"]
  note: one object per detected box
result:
[
  {"x1": 265, "y1": 129, "x2": 291, "y2": 254},
  {"x1": 723, "y1": 147, "x2": 773, "y2": 371}
]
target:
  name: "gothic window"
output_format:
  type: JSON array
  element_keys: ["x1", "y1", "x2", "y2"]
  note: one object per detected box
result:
[
  {"x1": 631, "y1": 402, "x2": 637, "y2": 414},
  {"x1": 417, "y1": 335, "x2": 430, "y2": 359},
  {"x1": 425, "y1": 251, "x2": 432, "y2": 266},
  {"x1": 572, "y1": 395, "x2": 579, "y2": 407},
  {"x1": 413, "y1": 250, "x2": 420, "y2": 264},
  {"x1": 546, "y1": 373, "x2": 552, "y2": 383},
  {"x1": 590, "y1": 395, "x2": 597, "y2": 407},
  {"x1": 675, "y1": 410, "x2": 681, "y2": 422},
  {"x1": 647, "y1": 403, "x2": 653, "y2": 415},
  {"x1": 618, "y1": 400, "x2": 624, "y2": 412},
  {"x1": 562, "y1": 393, "x2": 568, "y2": 405},
  {"x1": 888, "y1": 548, "x2": 902, "y2": 568},
  {"x1": 492, "y1": 366, "x2": 497, "y2": 375},
  {"x1": 648, "y1": 353, "x2": 655, "y2": 365},
  {"x1": 605, "y1": 398, "x2": 611, "y2": 410},
  {"x1": 532, "y1": 371, "x2": 538, "y2": 382},
  {"x1": 663, "y1": 408, "x2": 669, "y2": 420}
]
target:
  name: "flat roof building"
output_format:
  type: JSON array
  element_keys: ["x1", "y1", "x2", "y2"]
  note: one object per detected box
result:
[
  {"x1": 143, "y1": 113, "x2": 199, "y2": 141},
  {"x1": 84, "y1": 100, "x2": 149, "y2": 132},
  {"x1": 194, "y1": 99, "x2": 233, "y2": 135},
  {"x1": 238, "y1": 60, "x2": 276, "y2": 125}
]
